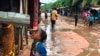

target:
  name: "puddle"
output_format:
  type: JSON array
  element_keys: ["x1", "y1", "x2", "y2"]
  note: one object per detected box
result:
[
  {"x1": 72, "y1": 24, "x2": 100, "y2": 56},
  {"x1": 56, "y1": 29, "x2": 72, "y2": 32},
  {"x1": 40, "y1": 14, "x2": 100, "y2": 56}
]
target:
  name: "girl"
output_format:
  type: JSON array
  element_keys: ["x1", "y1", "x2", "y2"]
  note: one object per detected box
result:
[
  {"x1": 82, "y1": 10, "x2": 88, "y2": 26},
  {"x1": 30, "y1": 29, "x2": 47, "y2": 56}
]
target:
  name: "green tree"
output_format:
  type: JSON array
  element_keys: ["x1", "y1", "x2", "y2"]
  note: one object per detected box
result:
[
  {"x1": 41, "y1": 0, "x2": 100, "y2": 11},
  {"x1": 72, "y1": 0, "x2": 79, "y2": 6},
  {"x1": 91, "y1": 0, "x2": 99, "y2": 6}
]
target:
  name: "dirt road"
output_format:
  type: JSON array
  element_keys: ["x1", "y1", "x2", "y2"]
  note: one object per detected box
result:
[{"x1": 20, "y1": 13, "x2": 100, "y2": 56}]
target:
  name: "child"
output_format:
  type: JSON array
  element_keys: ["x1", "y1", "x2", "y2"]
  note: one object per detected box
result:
[
  {"x1": 30, "y1": 29, "x2": 47, "y2": 56},
  {"x1": 82, "y1": 10, "x2": 88, "y2": 26},
  {"x1": 89, "y1": 14, "x2": 94, "y2": 30}
]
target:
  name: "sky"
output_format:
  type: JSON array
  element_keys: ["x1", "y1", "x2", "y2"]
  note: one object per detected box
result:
[{"x1": 40, "y1": 0, "x2": 57, "y2": 4}]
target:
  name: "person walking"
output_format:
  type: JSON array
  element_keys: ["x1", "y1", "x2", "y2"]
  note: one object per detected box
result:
[
  {"x1": 74, "y1": 14, "x2": 78, "y2": 27},
  {"x1": 51, "y1": 8, "x2": 58, "y2": 30},
  {"x1": 88, "y1": 14, "x2": 94, "y2": 30},
  {"x1": 45, "y1": 10, "x2": 48, "y2": 25},
  {"x1": 82, "y1": 10, "x2": 88, "y2": 26}
]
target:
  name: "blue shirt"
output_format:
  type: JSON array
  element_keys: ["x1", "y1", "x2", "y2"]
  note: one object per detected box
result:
[
  {"x1": 50, "y1": 9, "x2": 52, "y2": 14},
  {"x1": 89, "y1": 16, "x2": 94, "y2": 21},
  {"x1": 98, "y1": 12, "x2": 100, "y2": 18},
  {"x1": 36, "y1": 42, "x2": 47, "y2": 56}
]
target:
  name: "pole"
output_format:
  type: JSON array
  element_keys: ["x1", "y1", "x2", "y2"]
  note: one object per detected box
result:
[
  {"x1": 28, "y1": 0, "x2": 39, "y2": 29},
  {"x1": 25, "y1": 0, "x2": 28, "y2": 14},
  {"x1": 20, "y1": 0, "x2": 23, "y2": 14}
]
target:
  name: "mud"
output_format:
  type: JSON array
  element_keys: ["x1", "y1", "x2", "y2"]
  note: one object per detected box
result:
[{"x1": 19, "y1": 13, "x2": 100, "y2": 56}]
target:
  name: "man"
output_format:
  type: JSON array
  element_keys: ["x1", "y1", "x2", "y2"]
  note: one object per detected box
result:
[
  {"x1": 45, "y1": 10, "x2": 48, "y2": 25},
  {"x1": 74, "y1": 14, "x2": 78, "y2": 27},
  {"x1": 51, "y1": 8, "x2": 58, "y2": 30}
]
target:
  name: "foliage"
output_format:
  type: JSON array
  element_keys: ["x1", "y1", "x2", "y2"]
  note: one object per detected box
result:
[
  {"x1": 41, "y1": 2, "x2": 53, "y2": 10},
  {"x1": 62, "y1": 0, "x2": 72, "y2": 7},
  {"x1": 91, "y1": 0, "x2": 99, "y2": 6},
  {"x1": 41, "y1": 0, "x2": 100, "y2": 11},
  {"x1": 98, "y1": 0, "x2": 100, "y2": 5},
  {"x1": 72, "y1": 0, "x2": 79, "y2": 6}
]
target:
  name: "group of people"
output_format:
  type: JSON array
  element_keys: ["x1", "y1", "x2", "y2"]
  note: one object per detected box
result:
[
  {"x1": 74, "y1": 10, "x2": 95, "y2": 30},
  {"x1": 82, "y1": 10, "x2": 95, "y2": 29},
  {"x1": 44, "y1": 8, "x2": 58, "y2": 30}
]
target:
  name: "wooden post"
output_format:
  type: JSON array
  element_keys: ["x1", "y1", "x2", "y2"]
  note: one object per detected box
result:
[
  {"x1": 25, "y1": 26, "x2": 28, "y2": 45},
  {"x1": 28, "y1": 0, "x2": 39, "y2": 28},
  {"x1": 25, "y1": 0, "x2": 28, "y2": 14},
  {"x1": 20, "y1": 26, "x2": 23, "y2": 50},
  {"x1": 25, "y1": 0, "x2": 28, "y2": 45}
]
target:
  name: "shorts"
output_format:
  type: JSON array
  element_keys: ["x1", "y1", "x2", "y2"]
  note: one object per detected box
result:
[
  {"x1": 89, "y1": 21, "x2": 93, "y2": 26},
  {"x1": 45, "y1": 16, "x2": 47, "y2": 19}
]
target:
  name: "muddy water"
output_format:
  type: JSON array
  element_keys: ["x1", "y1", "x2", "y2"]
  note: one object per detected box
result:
[
  {"x1": 66, "y1": 18, "x2": 100, "y2": 56},
  {"x1": 41, "y1": 13, "x2": 100, "y2": 56},
  {"x1": 76, "y1": 29, "x2": 100, "y2": 56},
  {"x1": 40, "y1": 13, "x2": 64, "y2": 56},
  {"x1": 40, "y1": 24, "x2": 63, "y2": 56}
]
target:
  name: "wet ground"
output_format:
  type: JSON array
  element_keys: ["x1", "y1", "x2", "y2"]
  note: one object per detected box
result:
[
  {"x1": 56, "y1": 15, "x2": 100, "y2": 56},
  {"x1": 20, "y1": 13, "x2": 100, "y2": 56}
]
